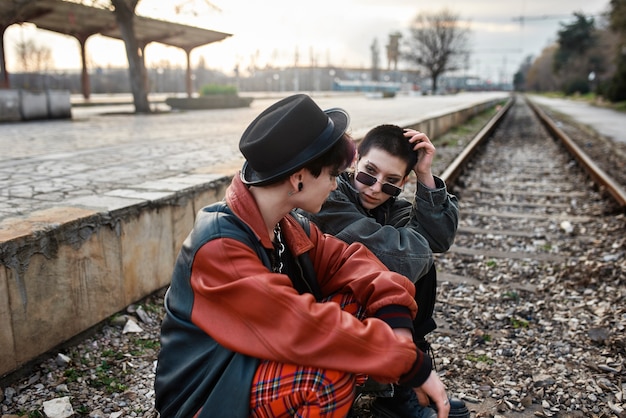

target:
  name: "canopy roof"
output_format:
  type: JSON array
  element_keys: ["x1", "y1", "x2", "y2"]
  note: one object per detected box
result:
[
  {"x1": 0, "y1": 0, "x2": 232, "y2": 96},
  {"x1": 1, "y1": 0, "x2": 232, "y2": 51}
]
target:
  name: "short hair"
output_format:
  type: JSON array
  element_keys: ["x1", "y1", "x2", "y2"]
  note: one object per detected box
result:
[
  {"x1": 358, "y1": 124, "x2": 417, "y2": 176},
  {"x1": 302, "y1": 132, "x2": 356, "y2": 178}
]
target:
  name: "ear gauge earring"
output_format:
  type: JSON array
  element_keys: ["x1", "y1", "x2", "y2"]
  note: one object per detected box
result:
[{"x1": 289, "y1": 182, "x2": 303, "y2": 196}]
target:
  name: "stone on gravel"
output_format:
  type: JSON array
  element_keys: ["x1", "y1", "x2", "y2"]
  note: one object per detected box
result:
[
  {"x1": 122, "y1": 318, "x2": 144, "y2": 334},
  {"x1": 42, "y1": 397, "x2": 73, "y2": 418}
]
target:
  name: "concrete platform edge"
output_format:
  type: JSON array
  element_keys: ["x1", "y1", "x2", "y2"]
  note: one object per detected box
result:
[{"x1": 0, "y1": 176, "x2": 231, "y2": 378}]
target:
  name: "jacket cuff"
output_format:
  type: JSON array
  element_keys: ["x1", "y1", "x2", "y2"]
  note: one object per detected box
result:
[
  {"x1": 416, "y1": 176, "x2": 447, "y2": 206},
  {"x1": 398, "y1": 349, "x2": 433, "y2": 387},
  {"x1": 374, "y1": 305, "x2": 414, "y2": 330}
]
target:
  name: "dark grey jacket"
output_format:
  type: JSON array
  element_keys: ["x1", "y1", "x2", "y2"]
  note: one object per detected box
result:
[{"x1": 299, "y1": 172, "x2": 459, "y2": 283}]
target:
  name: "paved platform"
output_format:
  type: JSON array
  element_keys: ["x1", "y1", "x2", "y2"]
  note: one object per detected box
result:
[
  {"x1": 527, "y1": 94, "x2": 626, "y2": 144},
  {"x1": 0, "y1": 91, "x2": 510, "y2": 222},
  {"x1": 3, "y1": 92, "x2": 623, "y2": 225}
]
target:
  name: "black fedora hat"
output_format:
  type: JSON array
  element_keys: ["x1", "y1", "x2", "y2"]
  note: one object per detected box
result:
[{"x1": 240, "y1": 94, "x2": 349, "y2": 186}]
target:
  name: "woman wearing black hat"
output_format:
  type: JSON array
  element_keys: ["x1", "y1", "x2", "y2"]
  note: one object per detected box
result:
[{"x1": 154, "y1": 94, "x2": 450, "y2": 418}]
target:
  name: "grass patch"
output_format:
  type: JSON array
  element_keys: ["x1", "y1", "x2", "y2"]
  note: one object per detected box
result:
[
  {"x1": 63, "y1": 367, "x2": 81, "y2": 383},
  {"x1": 433, "y1": 102, "x2": 504, "y2": 150},
  {"x1": 466, "y1": 353, "x2": 494, "y2": 364},
  {"x1": 101, "y1": 349, "x2": 126, "y2": 360},
  {"x1": 129, "y1": 337, "x2": 160, "y2": 356},
  {"x1": 502, "y1": 290, "x2": 520, "y2": 301},
  {"x1": 91, "y1": 360, "x2": 128, "y2": 393},
  {"x1": 510, "y1": 317, "x2": 529, "y2": 329}
]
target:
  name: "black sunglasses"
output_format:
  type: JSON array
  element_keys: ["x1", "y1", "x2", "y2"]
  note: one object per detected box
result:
[{"x1": 355, "y1": 171, "x2": 402, "y2": 197}]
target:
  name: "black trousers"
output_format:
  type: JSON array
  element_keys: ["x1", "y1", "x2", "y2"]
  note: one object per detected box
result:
[{"x1": 412, "y1": 263, "x2": 438, "y2": 343}]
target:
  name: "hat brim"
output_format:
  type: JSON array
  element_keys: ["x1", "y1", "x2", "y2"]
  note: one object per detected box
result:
[{"x1": 241, "y1": 107, "x2": 349, "y2": 186}]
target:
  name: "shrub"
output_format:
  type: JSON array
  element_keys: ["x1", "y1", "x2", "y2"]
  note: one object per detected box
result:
[
  {"x1": 199, "y1": 84, "x2": 238, "y2": 96},
  {"x1": 563, "y1": 78, "x2": 590, "y2": 96}
]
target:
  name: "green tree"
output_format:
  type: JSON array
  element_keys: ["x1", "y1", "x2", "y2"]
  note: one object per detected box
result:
[
  {"x1": 553, "y1": 13, "x2": 599, "y2": 95},
  {"x1": 513, "y1": 55, "x2": 533, "y2": 92},
  {"x1": 402, "y1": 8, "x2": 470, "y2": 94},
  {"x1": 609, "y1": 0, "x2": 626, "y2": 36},
  {"x1": 606, "y1": 0, "x2": 626, "y2": 101}
]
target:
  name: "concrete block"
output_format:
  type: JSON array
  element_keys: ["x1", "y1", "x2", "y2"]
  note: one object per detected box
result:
[
  {"x1": 46, "y1": 90, "x2": 72, "y2": 119},
  {"x1": 0, "y1": 206, "x2": 120, "y2": 370},
  {"x1": 120, "y1": 207, "x2": 175, "y2": 305},
  {"x1": 7, "y1": 224, "x2": 124, "y2": 366},
  {"x1": 0, "y1": 89, "x2": 21, "y2": 122},
  {"x1": 0, "y1": 265, "x2": 17, "y2": 375},
  {"x1": 170, "y1": 196, "x2": 195, "y2": 261},
  {"x1": 20, "y1": 90, "x2": 48, "y2": 120},
  {"x1": 192, "y1": 182, "x2": 229, "y2": 214}
]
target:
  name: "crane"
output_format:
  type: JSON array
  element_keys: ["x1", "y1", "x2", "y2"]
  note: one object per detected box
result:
[
  {"x1": 511, "y1": 14, "x2": 571, "y2": 25},
  {"x1": 512, "y1": 13, "x2": 602, "y2": 27}
]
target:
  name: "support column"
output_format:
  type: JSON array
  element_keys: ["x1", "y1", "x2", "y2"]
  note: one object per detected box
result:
[
  {"x1": 75, "y1": 34, "x2": 91, "y2": 99},
  {"x1": 185, "y1": 48, "x2": 192, "y2": 98},
  {"x1": 0, "y1": 25, "x2": 9, "y2": 89}
]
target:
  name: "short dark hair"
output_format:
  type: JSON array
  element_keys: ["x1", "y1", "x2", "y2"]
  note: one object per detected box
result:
[
  {"x1": 358, "y1": 124, "x2": 417, "y2": 176},
  {"x1": 303, "y1": 133, "x2": 355, "y2": 177}
]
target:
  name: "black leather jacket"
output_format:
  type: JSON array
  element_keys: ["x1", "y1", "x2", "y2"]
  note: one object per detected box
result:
[{"x1": 299, "y1": 172, "x2": 459, "y2": 283}]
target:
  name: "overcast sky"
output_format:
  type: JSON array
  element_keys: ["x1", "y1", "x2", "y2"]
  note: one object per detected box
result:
[{"x1": 4, "y1": 0, "x2": 611, "y2": 83}]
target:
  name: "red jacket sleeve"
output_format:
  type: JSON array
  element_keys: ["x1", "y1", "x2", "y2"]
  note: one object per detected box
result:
[{"x1": 188, "y1": 232, "x2": 420, "y2": 383}]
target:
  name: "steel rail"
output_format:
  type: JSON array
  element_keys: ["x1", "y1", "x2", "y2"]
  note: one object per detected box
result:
[
  {"x1": 526, "y1": 96, "x2": 626, "y2": 209},
  {"x1": 440, "y1": 95, "x2": 514, "y2": 187}
]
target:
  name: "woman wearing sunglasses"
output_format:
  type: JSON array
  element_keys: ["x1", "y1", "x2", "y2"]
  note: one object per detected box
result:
[{"x1": 298, "y1": 124, "x2": 462, "y2": 418}]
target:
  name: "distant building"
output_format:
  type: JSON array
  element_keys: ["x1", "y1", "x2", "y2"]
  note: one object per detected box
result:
[{"x1": 8, "y1": 64, "x2": 508, "y2": 95}]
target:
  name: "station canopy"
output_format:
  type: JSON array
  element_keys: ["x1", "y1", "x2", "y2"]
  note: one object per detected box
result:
[
  {"x1": 1, "y1": 0, "x2": 232, "y2": 51},
  {"x1": 0, "y1": 0, "x2": 232, "y2": 96}
]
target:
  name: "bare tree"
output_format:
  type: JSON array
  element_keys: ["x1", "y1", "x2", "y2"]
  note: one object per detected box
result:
[
  {"x1": 526, "y1": 45, "x2": 559, "y2": 92},
  {"x1": 403, "y1": 8, "x2": 470, "y2": 94},
  {"x1": 14, "y1": 38, "x2": 53, "y2": 72},
  {"x1": 0, "y1": 0, "x2": 42, "y2": 88}
]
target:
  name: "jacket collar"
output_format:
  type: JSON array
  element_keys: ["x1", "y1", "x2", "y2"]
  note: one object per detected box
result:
[{"x1": 226, "y1": 175, "x2": 314, "y2": 256}]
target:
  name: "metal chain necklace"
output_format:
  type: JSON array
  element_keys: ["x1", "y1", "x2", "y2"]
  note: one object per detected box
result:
[{"x1": 272, "y1": 224, "x2": 285, "y2": 273}]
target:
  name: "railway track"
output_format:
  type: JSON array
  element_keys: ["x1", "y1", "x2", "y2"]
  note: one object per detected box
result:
[
  {"x1": 1, "y1": 95, "x2": 624, "y2": 418},
  {"x1": 430, "y1": 95, "x2": 626, "y2": 417}
]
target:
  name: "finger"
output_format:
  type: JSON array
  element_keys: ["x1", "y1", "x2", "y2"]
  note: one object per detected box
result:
[
  {"x1": 408, "y1": 135, "x2": 427, "y2": 145},
  {"x1": 411, "y1": 141, "x2": 435, "y2": 153},
  {"x1": 409, "y1": 135, "x2": 431, "y2": 147}
]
